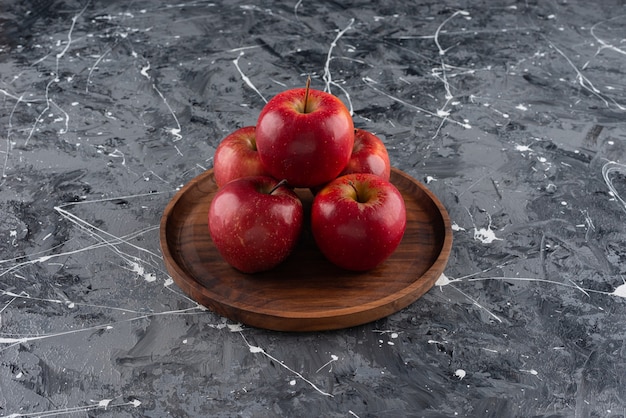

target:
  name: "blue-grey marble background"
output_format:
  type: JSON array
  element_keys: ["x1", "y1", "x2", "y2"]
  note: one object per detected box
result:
[{"x1": 1, "y1": 1, "x2": 625, "y2": 416}]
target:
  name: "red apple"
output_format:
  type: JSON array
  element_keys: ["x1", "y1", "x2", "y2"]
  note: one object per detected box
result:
[
  {"x1": 340, "y1": 128, "x2": 391, "y2": 181},
  {"x1": 255, "y1": 79, "x2": 354, "y2": 188},
  {"x1": 208, "y1": 176, "x2": 303, "y2": 273},
  {"x1": 213, "y1": 126, "x2": 271, "y2": 187},
  {"x1": 311, "y1": 173, "x2": 406, "y2": 271}
]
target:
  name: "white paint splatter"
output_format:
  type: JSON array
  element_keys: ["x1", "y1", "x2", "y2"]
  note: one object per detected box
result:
[
  {"x1": 362, "y1": 77, "x2": 471, "y2": 129},
  {"x1": 108, "y1": 149, "x2": 126, "y2": 165},
  {"x1": 613, "y1": 283, "x2": 626, "y2": 298},
  {"x1": 2, "y1": 398, "x2": 142, "y2": 417},
  {"x1": 451, "y1": 222, "x2": 466, "y2": 231},
  {"x1": 465, "y1": 209, "x2": 502, "y2": 244},
  {"x1": 461, "y1": 275, "x2": 626, "y2": 300},
  {"x1": 434, "y1": 274, "x2": 503, "y2": 322},
  {"x1": 140, "y1": 62, "x2": 151, "y2": 79},
  {"x1": 86, "y1": 46, "x2": 113, "y2": 93},
  {"x1": 98, "y1": 399, "x2": 112, "y2": 408},
  {"x1": 227, "y1": 323, "x2": 244, "y2": 332},
  {"x1": 473, "y1": 227, "x2": 502, "y2": 244},
  {"x1": 602, "y1": 161, "x2": 626, "y2": 213},
  {"x1": 232, "y1": 51, "x2": 267, "y2": 103},
  {"x1": 0, "y1": 304, "x2": 203, "y2": 348},
  {"x1": 548, "y1": 39, "x2": 625, "y2": 110},
  {"x1": 323, "y1": 18, "x2": 355, "y2": 94},
  {"x1": 240, "y1": 333, "x2": 333, "y2": 397},
  {"x1": 436, "y1": 273, "x2": 453, "y2": 287},
  {"x1": 128, "y1": 261, "x2": 156, "y2": 282},
  {"x1": 151, "y1": 83, "x2": 183, "y2": 141},
  {"x1": 316, "y1": 354, "x2": 339, "y2": 373},
  {"x1": 248, "y1": 344, "x2": 263, "y2": 354},
  {"x1": 0, "y1": 288, "x2": 148, "y2": 316},
  {"x1": 434, "y1": 10, "x2": 470, "y2": 56}
]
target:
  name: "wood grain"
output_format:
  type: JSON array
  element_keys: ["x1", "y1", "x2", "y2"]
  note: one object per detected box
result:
[{"x1": 160, "y1": 168, "x2": 452, "y2": 331}]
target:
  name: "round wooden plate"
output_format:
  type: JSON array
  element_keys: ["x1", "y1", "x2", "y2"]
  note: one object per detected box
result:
[{"x1": 160, "y1": 168, "x2": 452, "y2": 332}]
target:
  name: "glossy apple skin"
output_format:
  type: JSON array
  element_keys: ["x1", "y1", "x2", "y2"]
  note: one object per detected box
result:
[
  {"x1": 213, "y1": 126, "x2": 271, "y2": 187},
  {"x1": 311, "y1": 173, "x2": 406, "y2": 271},
  {"x1": 208, "y1": 176, "x2": 303, "y2": 273},
  {"x1": 340, "y1": 128, "x2": 391, "y2": 181},
  {"x1": 256, "y1": 87, "x2": 354, "y2": 188}
]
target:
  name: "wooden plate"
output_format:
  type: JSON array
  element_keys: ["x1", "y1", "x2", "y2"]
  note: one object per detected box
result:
[{"x1": 160, "y1": 168, "x2": 452, "y2": 332}]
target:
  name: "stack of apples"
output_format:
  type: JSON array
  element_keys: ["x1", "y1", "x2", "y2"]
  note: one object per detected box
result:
[{"x1": 208, "y1": 79, "x2": 406, "y2": 274}]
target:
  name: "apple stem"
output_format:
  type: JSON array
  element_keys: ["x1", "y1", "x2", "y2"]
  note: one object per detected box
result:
[
  {"x1": 348, "y1": 180, "x2": 360, "y2": 202},
  {"x1": 269, "y1": 179, "x2": 288, "y2": 195},
  {"x1": 303, "y1": 75, "x2": 311, "y2": 114}
]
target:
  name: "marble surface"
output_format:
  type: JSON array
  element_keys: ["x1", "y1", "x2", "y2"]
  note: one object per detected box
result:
[{"x1": 1, "y1": 0, "x2": 626, "y2": 416}]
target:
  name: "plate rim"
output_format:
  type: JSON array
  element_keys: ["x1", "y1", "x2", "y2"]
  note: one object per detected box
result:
[{"x1": 160, "y1": 167, "x2": 452, "y2": 330}]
